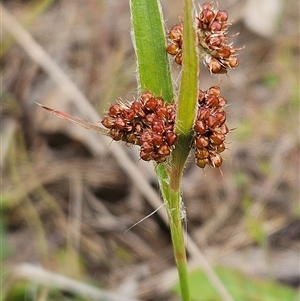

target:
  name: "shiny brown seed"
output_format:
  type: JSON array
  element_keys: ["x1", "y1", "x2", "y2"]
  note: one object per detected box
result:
[
  {"x1": 214, "y1": 111, "x2": 226, "y2": 126},
  {"x1": 101, "y1": 116, "x2": 115, "y2": 128},
  {"x1": 208, "y1": 86, "x2": 221, "y2": 96},
  {"x1": 165, "y1": 131, "x2": 177, "y2": 146},
  {"x1": 140, "y1": 131, "x2": 152, "y2": 142},
  {"x1": 156, "y1": 106, "x2": 168, "y2": 119},
  {"x1": 206, "y1": 36, "x2": 222, "y2": 48},
  {"x1": 218, "y1": 96, "x2": 227, "y2": 106},
  {"x1": 114, "y1": 117, "x2": 126, "y2": 130},
  {"x1": 145, "y1": 98, "x2": 158, "y2": 112},
  {"x1": 141, "y1": 141, "x2": 154, "y2": 152},
  {"x1": 229, "y1": 56, "x2": 239, "y2": 68},
  {"x1": 197, "y1": 107, "x2": 210, "y2": 120},
  {"x1": 201, "y1": 2, "x2": 212, "y2": 10},
  {"x1": 217, "y1": 123, "x2": 229, "y2": 134},
  {"x1": 122, "y1": 108, "x2": 135, "y2": 120},
  {"x1": 210, "y1": 132, "x2": 225, "y2": 145},
  {"x1": 198, "y1": 89, "x2": 206, "y2": 104},
  {"x1": 194, "y1": 120, "x2": 206, "y2": 134},
  {"x1": 152, "y1": 122, "x2": 164, "y2": 134},
  {"x1": 109, "y1": 104, "x2": 123, "y2": 117},
  {"x1": 200, "y1": 9, "x2": 215, "y2": 24},
  {"x1": 209, "y1": 152, "x2": 223, "y2": 168},
  {"x1": 206, "y1": 94, "x2": 219, "y2": 107},
  {"x1": 152, "y1": 132, "x2": 164, "y2": 146},
  {"x1": 110, "y1": 129, "x2": 123, "y2": 141},
  {"x1": 210, "y1": 21, "x2": 222, "y2": 32},
  {"x1": 216, "y1": 46, "x2": 231, "y2": 59},
  {"x1": 195, "y1": 136, "x2": 210, "y2": 148},
  {"x1": 195, "y1": 147, "x2": 209, "y2": 159},
  {"x1": 131, "y1": 101, "x2": 145, "y2": 118},
  {"x1": 196, "y1": 158, "x2": 208, "y2": 168},
  {"x1": 215, "y1": 10, "x2": 228, "y2": 22},
  {"x1": 167, "y1": 104, "x2": 177, "y2": 122},
  {"x1": 140, "y1": 91, "x2": 154, "y2": 105},
  {"x1": 174, "y1": 52, "x2": 183, "y2": 65},
  {"x1": 167, "y1": 43, "x2": 179, "y2": 55},
  {"x1": 155, "y1": 97, "x2": 165, "y2": 107},
  {"x1": 207, "y1": 115, "x2": 219, "y2": 128},
  {"x1": 145, "y1": 113, "x2": 156, "y2": 124},
  {"x1": 157, "y1": 143, "x2": 171, "y2": 156},
  {"x1": 217, "y1": 143, "x2": 226, "y2": 153},
  {"x1": 169, "y1": 24, "x2": 183, "y2": 41},
  {"x1": 208, "y1": 57, "x2": 222, "y2": 74}
]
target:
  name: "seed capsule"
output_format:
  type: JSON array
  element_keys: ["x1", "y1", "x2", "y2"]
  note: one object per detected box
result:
[
  {"x1": 122, "y1": 109, "x2": 135, "y2": 120},
  {"x1": 195, "y1": 147, "x2": 209, "y2": 159},
  {"x1": 157, "y1": 143, "x2": 171, "y2": 156},
  {"x1": 210, "y1": 132, "x2": 225, "y2": 145},
  {"x1": 210, "y1": 21, "x2": 222, "y2": 32},
  {"x1": 209, "y1": 152, "x2": 223, "y2": 168},
  {"x1": 196, "y1": 158, "x2": 209, "y2": 168},
  {"x1": 215, "y1": 10, "x2": 228, "y2": 22},
  {"x1": 194, "y1": 120, "x2": 207, "y2": 134},
  {"x1": 145, "y1": 98, "x2": 158, "y2": 112},
  {"x1": 169, "y1": 24, "x2": 183, "y2": 41},
  {"x1": 152, "y1": 132, "x2": 164, "y2": 146},
  {"x1": 195, "y1": 136, "x2": 210, "y2": 148},
  {"x1": 200, "y1": 9, "x2": 215, "y2": 24},
  {"x1": 140, "y1": 91, "x2": 154, "y2": 105},
  {"x1": 165, "y1": 132, "x2": 177, "y2": 146},
  {"x1": 174, "y1": 52, "x2": 183, "y2": 65},
  {"x1": 110, "y1": 129, "x2": 123, "y2": 141},
  {"x1": 206, "y1": 94, "x2": 219, "y2": 107},
  {"x1": 101, "y1": 116, "x2": 115, "y2": 128},
  {"x1": 217, "y1": 143, "x2": 226, "y2": 153},
  {"x1": 114, "y1": 117, "x2": 126, "y2": 130},
  {"x1": 109, "y1": 104, "x2": 123, "y2": 117},
  {"x1": 131, "y1": 101, "x2": 145, "y2": 118},
  {"x1": 167, "y1": 43, "x2": 179, "y2": 55},
  {"x1": 156, "y1": 106, "x2": 168, "y2": 119}
]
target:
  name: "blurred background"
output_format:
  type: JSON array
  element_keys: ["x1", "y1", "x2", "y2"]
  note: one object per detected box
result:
[{"x1": 1, "y1": 0, "x2": 299, "y2": 300}]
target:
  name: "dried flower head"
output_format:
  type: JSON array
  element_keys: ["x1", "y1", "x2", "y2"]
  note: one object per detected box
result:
[
  {"x1": 193, "y1": 86, "x2": 229, "y2": 168},
  {"x1": 166, "y1": 1, "x2": 241, "y2": 74},
  {"x1": 101, "y1": 92, "x2": 177, "y2": 163}
]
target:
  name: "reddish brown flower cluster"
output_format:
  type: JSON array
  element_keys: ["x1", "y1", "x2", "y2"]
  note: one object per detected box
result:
[
  {"x1": 101, "y1": 92, "x2": 177, "y2": 163},
  {"x1": 166, "y1": 24, "x2": 183, "y2": 65},
  {"x1": 193, "y1": 86, "x2": 229, "y2": 168},
  {"x1": 166, "y1": 2, "x2": 240, "y2": 74}
]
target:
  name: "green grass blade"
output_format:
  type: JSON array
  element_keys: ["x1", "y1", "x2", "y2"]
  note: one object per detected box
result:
[{"x1": 130, "y1": 0, "x2": 173, "y2": 102}]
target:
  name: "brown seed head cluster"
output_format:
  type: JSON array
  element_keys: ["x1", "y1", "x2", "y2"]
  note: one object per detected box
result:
[
  {"x1": 101, "y1": 92, "x2": 177, "y2": 163},
  {"x1": 166, "y1": 2, "x2": 240, "y2": 74},
  {"x1": 166, "y1": 24, "x2": 183, "y2": 65},
  {"x1": 193, "y1": 86, "x2": 229, "y2": 168}
]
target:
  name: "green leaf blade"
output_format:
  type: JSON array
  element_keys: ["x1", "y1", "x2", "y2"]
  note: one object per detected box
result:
[{"x1": 130, "y1": 0, "x2": 173, "y2": 102}]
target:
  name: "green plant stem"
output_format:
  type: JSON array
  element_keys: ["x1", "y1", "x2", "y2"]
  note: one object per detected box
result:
[
  {"x1": 162, "y1": 185, "x2": 191, "y2": 301},
  {"x1": 165, "y1": 0, "x2": 198, "y2": 299},
  {"x1": 130, "y1": 0, "x2": 197, "y2": 299}
]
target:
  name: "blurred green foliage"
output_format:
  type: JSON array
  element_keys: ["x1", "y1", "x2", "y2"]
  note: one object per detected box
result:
[{"x1": 173, "y1": 268, "x2": 299, "y2": 301}]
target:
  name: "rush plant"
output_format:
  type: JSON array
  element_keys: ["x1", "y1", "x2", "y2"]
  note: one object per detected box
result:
[{"x1": 39, "y1": 1, "x2": 241, "y2": 300}]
